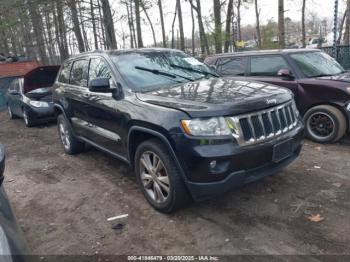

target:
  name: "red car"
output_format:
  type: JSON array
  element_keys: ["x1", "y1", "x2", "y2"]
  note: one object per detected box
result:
[{"x1": 205, "y1": 49, "x2": 350, "y2": 143}]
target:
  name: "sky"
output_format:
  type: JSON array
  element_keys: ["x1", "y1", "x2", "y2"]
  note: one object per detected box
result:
[{"x1": 110, "y1": 0, "x2": 346, "y2": 48}]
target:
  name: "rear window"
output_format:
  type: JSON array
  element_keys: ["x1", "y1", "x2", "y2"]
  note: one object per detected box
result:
[
  {"x1": 217, "y1": 57, "x2": 246, "y2": 76},
  {"x1": 58, "y1": 62, "x2": 72, "y2": 84}
]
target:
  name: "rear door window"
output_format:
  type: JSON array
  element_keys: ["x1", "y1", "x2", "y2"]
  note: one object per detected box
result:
[
  {"x1": 249, "y1": 56, "x2": 291, "y2": 77},
  {"x1": 217, "y1": 57, "x2": 247, "y2": 76},
  {"x1": 58, "y1": 61, "x2": 72, "y2": 84},
  {"x1": 89, "y1": 57, "x2": 112, "y2": 80},
  {"x1": 70, "y1": 59, "x2": 89, "y2": 87}
]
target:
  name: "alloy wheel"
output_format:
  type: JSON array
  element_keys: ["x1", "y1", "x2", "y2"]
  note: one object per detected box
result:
[
  {"x1": 23, "y1": 110, "x2": 29, "y2": 125},
  {"x1": 139, "y1": 151, "x2": 170, "y2": 204},
  {"x1": 59, "y1": 122, "x2": 71, "y2": 151},
  {"x1": 307, "y1": 112, "x2": 335, "y2": 140}
]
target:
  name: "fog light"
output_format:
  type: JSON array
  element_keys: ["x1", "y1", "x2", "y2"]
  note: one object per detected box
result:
[{"x1": 210, "y1": 160, "x2": 217, "y2": 169}]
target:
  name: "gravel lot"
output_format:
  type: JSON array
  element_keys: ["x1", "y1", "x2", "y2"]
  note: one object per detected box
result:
[{"x1": 0, "y1": 111, "x2": 349, "y2": 256}]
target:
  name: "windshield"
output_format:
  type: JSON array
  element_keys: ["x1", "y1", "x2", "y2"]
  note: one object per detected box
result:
[
  {"x1": 289, "y1": 52, "x2": 345, "y2": 78},
  {"x1": 111, "y1": 51, "x2": 215, "y2": 91}
]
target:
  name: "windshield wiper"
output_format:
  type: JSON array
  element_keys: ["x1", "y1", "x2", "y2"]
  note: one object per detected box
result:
[
  {"x1": 311, "y1": 73, "x2": 336, "y2": 78},
  {"x1": 170, "y1": 64, "x2": 219, "y2": 78},
  {"x1": 135, "y1": 66, "x2": 194, "y2": 82}
]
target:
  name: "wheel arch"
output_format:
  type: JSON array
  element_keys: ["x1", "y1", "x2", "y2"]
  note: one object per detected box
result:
[{"x1": 127, "y1": 126, "x2": 188, "y2": 183}]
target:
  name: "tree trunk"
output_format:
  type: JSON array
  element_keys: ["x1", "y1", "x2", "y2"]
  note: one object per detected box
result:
[
  {"x1": 67, "y1": 0, "x2": 85, "y2": 53},
  {"x1": 301, "y1": 0, "x2": 306, "y2": 47},
  {"x1": 78, "y1": 1, "x2": 90, "y2": 51},
  {"x1": 158, "y1": 0, "x2": 167, "y2": 47},
  {"x1": 254, "y1": 0, "x2": 262, "y2": 48},
  {"x1": 278, "y1": 0, "x2": 285, "y2": 48},
  {"x1": 27, "y1": 0, "x2": 49, "y2": 65},
  {"x1": 141, "y1": 1, "x2": 157, "y2": 46},
  {"x1": 97, "y1": 0, "x2": 107, "y2": 49},
  {"x1": 134, "y1": 0, "x2": 143, "y2": 48},
  {"x1": 213, "y1": 0, "x2": 222, "y2": 53},
  {"x1": 55, "y1": 0, "x2": 69, "y2": 60},
  {"x1": 125, "y1": 2, "x2": 134, "y2": 48},
  {"x1": 237, "y1": 0, "x2": 242, "y2": 41},
  {"x1": 101, "y1": 0, "x2": 118, "y2": 49},
  {"x1": 190, "y1": 6, "x2": 195, "y2": 55},
  {"x1": 189, "y1": 0, "x2": 210, "y2": 56},
  {"x1": 224, "y1": 0, "x2": 233, "y2": 52},
  {"x1": 171, "y1": 2, "x2": 178, "y2": 49},
  {"x1": 90, "y1": 0, "x2": 99, "y2": 50},
  {"x1": 344, "y1": 0, "x2": 350, "y2": 45},
  {"x1": 177, "y1": 0, "x2": 185, "y2": 51}
]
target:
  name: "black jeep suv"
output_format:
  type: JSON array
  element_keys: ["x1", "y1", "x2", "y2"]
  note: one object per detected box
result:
[{"x1": 52, "y1": 48, "x2": 304, "y2": 213}]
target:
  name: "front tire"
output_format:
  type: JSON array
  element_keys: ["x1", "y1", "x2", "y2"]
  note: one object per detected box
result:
[
  {"x1": 57, "y1": 114, "x2": 85, "y2": 154},
  {"x1": 22, "y1": 109, "x2": 34, "y2": 127},
  {"x1": 7, "y1": 105, "x2": 16, "y2": 120},
  {"x1": 304, "y1": 105, "x2": 347, "y2": 143},
  {"x1": 134, "y1": 139, "x2": 190, "y2": 213}
]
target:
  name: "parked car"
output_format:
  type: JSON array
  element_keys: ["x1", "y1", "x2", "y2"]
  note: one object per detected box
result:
[
  {"x1": 6, "y1": 66, "x2": 60, "y2": 127},
  {"x1": 0, "y1": 144, "x2": 29, "y2": 260},
  {"x1": 53, "y1": 48, "x2": 304, "y2": 213},
  {"x1": 0, "y1": 76, "x2": 19, "y2": 111},
  {"x1": 205, "y1": 49, "x2": 350, "y2": 143}
]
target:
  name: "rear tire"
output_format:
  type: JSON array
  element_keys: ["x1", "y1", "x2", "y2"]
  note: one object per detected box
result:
[
  {"x1": 304, "y1": 105, "x2": 347, "y2": 143},
  {"x1": 57, "y1": 114, "x2": 85, "y2": 155},
  {"x1": 134, "y1": 138, "x2": 190, "y2": 213}
]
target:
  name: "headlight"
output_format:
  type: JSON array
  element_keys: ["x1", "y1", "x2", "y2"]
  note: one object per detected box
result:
[
  {"x1": 181, "y1": 117, "x2": 239, "y2": 137},
  {"x1": 29, "y1": 101, "x2": 50, "y2": 108}
]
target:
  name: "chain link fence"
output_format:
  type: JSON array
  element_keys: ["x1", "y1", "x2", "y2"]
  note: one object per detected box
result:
[{"x1": 321, "y1": 45, "x2": 350, "y2": 69}]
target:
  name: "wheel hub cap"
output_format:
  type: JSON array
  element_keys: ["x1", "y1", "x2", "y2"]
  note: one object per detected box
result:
[
  {"x1": 307, "y1": 112, "x2": 335, "y2": 139},
  {"x1": 139, "y1": 151, "x2": 170, "y2": 204}
]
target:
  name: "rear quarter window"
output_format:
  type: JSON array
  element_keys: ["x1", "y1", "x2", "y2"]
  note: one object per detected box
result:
[{"x1": 58, "y1": 61, "x2": 72, "y2": 84}]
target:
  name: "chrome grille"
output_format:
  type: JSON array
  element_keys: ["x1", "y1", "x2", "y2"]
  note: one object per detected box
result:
[{"x1": 230, "y1": 101, "x2": 299, "y2": 146}]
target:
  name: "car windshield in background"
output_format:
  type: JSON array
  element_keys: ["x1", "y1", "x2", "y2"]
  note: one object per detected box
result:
[
  {"x1": 289, "y1": 52, "x2": 345, "y2": 78},
  {"x1": 111, "y1": 51, "x2": 215, "y2": 91}
]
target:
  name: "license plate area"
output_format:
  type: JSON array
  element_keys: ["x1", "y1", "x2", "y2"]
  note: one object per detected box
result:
[{"x1": 273, "y1": 139, "x2": 293, "y2": 163}]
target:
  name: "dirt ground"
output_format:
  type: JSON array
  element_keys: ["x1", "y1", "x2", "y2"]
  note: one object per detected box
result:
[{"x1": 0, "y1": 111, "x2": 349, "y2": 256}]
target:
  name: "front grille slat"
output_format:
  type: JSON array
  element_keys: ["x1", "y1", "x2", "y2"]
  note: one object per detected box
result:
[{"x1": 231, "y1": 102, "x2": 299, "y2": 146}]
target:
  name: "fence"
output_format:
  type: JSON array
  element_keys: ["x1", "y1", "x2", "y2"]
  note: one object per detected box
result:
[{"x1": 321, "y1": 45, "x2": 350, "y2": 69}]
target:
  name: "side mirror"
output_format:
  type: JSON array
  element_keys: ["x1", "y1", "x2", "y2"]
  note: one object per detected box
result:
[
  {"x1": 88, "y1": 78, "x2": 112, "y2": 93},
  {"x1": 278, "y1": 69, "x2": 294, "y2": 80},
  {"x1": 209, "y1": 65, "x2": 217, "y2": 72}
]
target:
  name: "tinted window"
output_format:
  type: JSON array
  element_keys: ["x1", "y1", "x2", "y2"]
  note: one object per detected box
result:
[
  {"x1": 70, "y1": 60, "x2": 89, "y2": 87},
  {"x1": 58, "y1": 61, "x2": 72, "y2": 83},
  {"x1": 89, "y1": 57, "x2": 112, "y2": 80},
  {"x1": 250, "y1": 56, "x2": 291, "y2": 76},
  {"x1": 217, "y1": 57, "x2": 246, "y2": 76},
  {"x1": 290, "y1": 52, "x2": 344, "y2": 77}
]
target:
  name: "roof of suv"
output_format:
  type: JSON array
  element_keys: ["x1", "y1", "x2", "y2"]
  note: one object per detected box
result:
[{"x1": 206, "y1": 48, "x2": 321, "y2": 59}]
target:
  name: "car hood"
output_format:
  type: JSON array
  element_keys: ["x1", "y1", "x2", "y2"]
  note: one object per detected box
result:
[{"x1": 136, "y1": 77, "x2": 293, "y2": 118}]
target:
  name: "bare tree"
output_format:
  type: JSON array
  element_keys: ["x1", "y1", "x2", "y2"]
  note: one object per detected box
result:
[
  {"x1": 254, "y1": 0, "x2": 262, "y2": 48},
  {"x1": 134, "y1": 0, "x2": 143, "y2": 48},
  {"x1": 158, "y1": 0, "x2": 166, "y2": 47},
  {"x1": 177, "y1": 0, "x2": 185, "y2": 51},
  {"x1": 90, "y1": 0, "x2": 99, "y2": 50},
  {"x1": 101, "y1": 0, "x2": 117, "y2": 49},
  {"x1": 301, "y1": 0, "x2": 306, "y2": 47},
  {"x1": 171, "y1": 2, "x2": 178, "y2": 49},
  {"x1": 213, "y1": 0, "x2": 222, "y2": 53},
  {"x1": 190, "y1": 5, "x2": 196, "y2": 55},
  {"x1": 224, "y1": 0, "x2": 234, "y2": 52},
  {"x1": 140, "y1": 1, "x2": 157, "y2": 46},
  {"x1": 188, "y1": 0, "x2": 210, "y2": 55},
  {"x1": 344, "y1": 0, "x2": 350, "y2": 45},
  {"x1": 67, "y1": 0, "x2": 86, "y2": 53},
  {"x1": 278, "y1": 0, "x2": 285, "y2": 48}
]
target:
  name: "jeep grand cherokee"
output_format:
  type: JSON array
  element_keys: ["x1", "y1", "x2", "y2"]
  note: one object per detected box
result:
[{"x1": 52, "y1": 48, "x2": 304, "y2": 213}]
